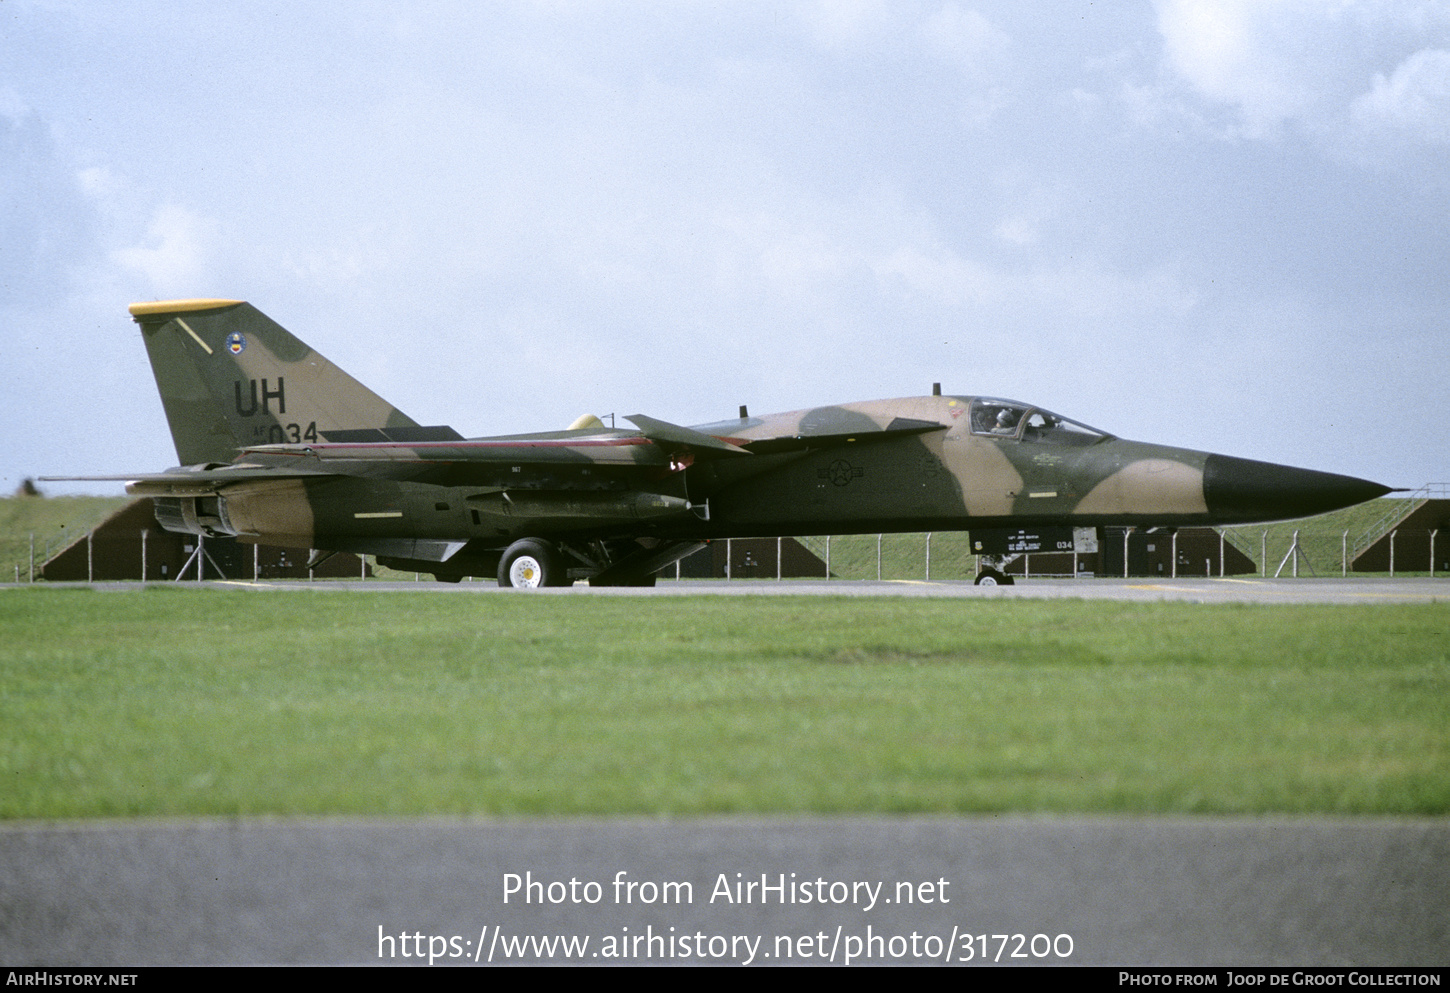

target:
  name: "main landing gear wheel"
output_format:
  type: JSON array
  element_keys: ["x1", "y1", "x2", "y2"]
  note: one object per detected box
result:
[
  {"x1": 498, "y1": 539, "x2": 565, "y2": 588},
  {"x1": 974, "y1": 569, "x2": 1014, "y2": 586}
]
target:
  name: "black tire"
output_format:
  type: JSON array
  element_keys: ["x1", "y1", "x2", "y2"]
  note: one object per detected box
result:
[
  {"x1": 497, "y1": 539, "x2": 562, "y2": 588},
  {"x1": 974, "y1": 568, "x2": 1013, "y2": 586}
]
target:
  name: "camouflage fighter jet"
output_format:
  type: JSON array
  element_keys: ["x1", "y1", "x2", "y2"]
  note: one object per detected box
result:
[{"x1": 58, "y1": 299, "x2": 1393, "y2": 586}]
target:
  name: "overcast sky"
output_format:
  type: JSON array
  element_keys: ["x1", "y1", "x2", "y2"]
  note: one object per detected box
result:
[{"x1": 4, "y1": 0, "x2": 1447, "y2": 495}]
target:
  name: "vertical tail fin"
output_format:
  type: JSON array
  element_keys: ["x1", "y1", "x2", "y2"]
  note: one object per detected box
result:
[{"x1": 129, "y1": 299, "x2": 422, "y2": 465}]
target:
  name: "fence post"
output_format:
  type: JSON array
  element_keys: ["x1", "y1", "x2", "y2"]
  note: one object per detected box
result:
[
  {"x1": 825, "y1": 536, "x2": 830, "y2": 580},
  {"x1": 142, "y1": 530, "x2": 148, "y2": 582},
  {"x1": 1431, "y1": 530, "x2": 1438, "y2": 578},
  {"x1": 29, "y1": 533, "x2": 34, "y2": 583},
  {"x1": 877, "y1": 534, "x2": 882, "y2": 580},
  {"x1": 1171, "y1": 531, "x2": 1177, "y2": 578},
  {"x1": 1261, "y1": 529, "x2": 1267, "y2": 577},
  {"x1": 1123, "y1": 528, "x2": 1131, "y2": 578},
  {"x1": 777, "y1": 536, "x2": 782, "y2": 581},
  {"x1": 1342, "y1": 531, "x2": 1348, "y2": 578},
  {"x1": 925, "y1": 532, "x2": 931, "y2": 580},
  {"x1": 1218, "y1": 531, "x2": 1224, "y2": 578},
  {"x1": 87, "y1": 531, "x2": 93, "y2": 583},
  {"x1": 1389, "y1": 530, "x2": 1396, "y2": 577}
]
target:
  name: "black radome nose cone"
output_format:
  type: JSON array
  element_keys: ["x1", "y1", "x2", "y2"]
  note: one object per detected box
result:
[{"x1": 1204, "y1": 454, "x2": 1392, "y2": 523}]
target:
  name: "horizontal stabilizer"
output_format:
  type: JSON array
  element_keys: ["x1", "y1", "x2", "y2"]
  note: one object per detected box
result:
[
  {"x1": 321, "y1": 425, "x2": 465, "y2": 443},
  {"x1": 41, "y1": 465, "x2": 332, "y2": 497}
]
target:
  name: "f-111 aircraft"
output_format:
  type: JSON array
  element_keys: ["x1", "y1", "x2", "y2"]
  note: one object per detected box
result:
[{"x1": 57, "y1": 299, "x2": 1392, "y2": 586}]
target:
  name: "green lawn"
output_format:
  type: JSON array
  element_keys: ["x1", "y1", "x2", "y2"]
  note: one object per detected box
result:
[
  {"x1": 0, "y1": 496, "x2": 131, "y2": 580},
  {"x1": 1, "y1": 588, "x2": 1446, "y2": 819}
]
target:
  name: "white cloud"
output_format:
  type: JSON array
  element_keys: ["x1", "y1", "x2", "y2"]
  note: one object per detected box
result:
[
  {"x1": 1151, "y1": 0, "x2": 1450, "y2": 150},
  {"x1": 0, "y1": 87, "x2": 29, "y2": 125},
  {"x1": 797, "y1": 0, "x2": 1009, "y2": 72},
  {"x1": 713, "y1": 210, "x2": 851, "y2": 298},
  {"x1": 992, "y1": 217, "x2": 1037, "y2": 247},
  {"x1": 796, "y1": 0, "x2": 897, "y2": 51},
  {"x1": 921, "y1": 3, "x2": 1009, "y2": 66},
  {"x1": 112, "y1": 205, "x2": 214, "y2": 296},
  {"x1": 76, "y1": 165, "x2": 119, "y2": 200},
  {"x1": 1351, "y1": 47, "x2": 1450, "y2": 143},
  {"x1": 871, "y1": 242, "x2": 1000, "y2": 307},
  {"x1": 1153, "y1": 0, "x2": 1325, "y2": 136}
]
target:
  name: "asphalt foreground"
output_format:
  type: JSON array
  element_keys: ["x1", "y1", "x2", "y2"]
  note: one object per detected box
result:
[
  {"x1": 3, "y1": 577, "x2": 1447, "y2": 969},
  {"x1": 2, "y1": 816, "x2": 1446, "y2": 967}
]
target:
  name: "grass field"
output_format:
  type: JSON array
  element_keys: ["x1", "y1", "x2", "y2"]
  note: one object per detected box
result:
[
  {"x1": 2, "y1": 588, "x2": 1445, "y2": 820},
  {"x1": 1, "y1": 496, "x2": 131, "y2": 580}
]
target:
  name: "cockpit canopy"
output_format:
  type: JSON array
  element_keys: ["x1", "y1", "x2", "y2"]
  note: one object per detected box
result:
[{"x1": 968, "y1": 398, "x2": 1112, "y2": 447}]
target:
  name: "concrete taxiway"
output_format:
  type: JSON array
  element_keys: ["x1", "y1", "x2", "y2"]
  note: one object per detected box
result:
[
  {"x1": 25, "y1": 575, "x2": 1447, "y2": 604},
  {"x1": 2, "y1": 816, "x2": 1446, "y2": 966}
]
